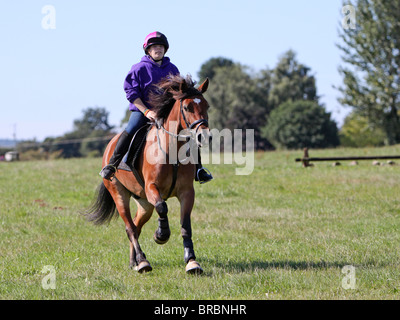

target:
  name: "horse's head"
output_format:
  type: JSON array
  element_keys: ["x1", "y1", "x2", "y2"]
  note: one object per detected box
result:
[
  {"x1": 179, "y1": 78, "x2": 211, "y2": 148},
  {"x1": 150, "y1": 75, "x2": 212, "y2": 148}
]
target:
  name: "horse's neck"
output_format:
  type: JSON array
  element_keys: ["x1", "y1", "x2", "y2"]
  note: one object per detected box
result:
[
  {"x1": 156, "y1": 102, "x2": 186, "y2": 155},
  {"x1": 165, "y1": 101, "x2": 183, "y2": 136}
]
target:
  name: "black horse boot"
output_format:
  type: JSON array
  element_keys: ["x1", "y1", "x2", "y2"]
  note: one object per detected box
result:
[
  {"x1": 195, "y1": 164, "x2": 213, "y2": 184},
  {"x1": 99, "y1": 131, "x2": 132, "y2": 180}
]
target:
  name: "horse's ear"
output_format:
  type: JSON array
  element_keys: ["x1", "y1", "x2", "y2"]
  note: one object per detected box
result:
[{"x1": 198, "y1": 78, "x2": 209, "y2": 94}]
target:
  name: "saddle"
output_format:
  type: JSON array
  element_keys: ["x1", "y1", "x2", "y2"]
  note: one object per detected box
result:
[{"x1": 118, "y1": 124, "x2": 151, "y2": 189}]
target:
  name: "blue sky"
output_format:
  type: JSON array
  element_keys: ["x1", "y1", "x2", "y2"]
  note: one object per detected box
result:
[{"x1": 0, "y1": 0, "x2": 349, "y2": 141}]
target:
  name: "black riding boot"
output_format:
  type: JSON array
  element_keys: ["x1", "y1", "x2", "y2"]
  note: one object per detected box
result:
[
  {"x1": 194, "y1": 151, "x2": 213, "y2": 184},
  {"x1": 99, "y1": 131, "x2": 133, "y2": 180}
]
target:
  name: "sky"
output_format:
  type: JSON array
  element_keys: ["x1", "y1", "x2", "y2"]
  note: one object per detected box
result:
[{"x1": 0, "y1": 0, "x2": 349, "y2": 141}]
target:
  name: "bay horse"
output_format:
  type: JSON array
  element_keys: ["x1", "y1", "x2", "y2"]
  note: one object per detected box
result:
[{"x1": 86, "y1": 75, "x2": 210, "y2": 274}]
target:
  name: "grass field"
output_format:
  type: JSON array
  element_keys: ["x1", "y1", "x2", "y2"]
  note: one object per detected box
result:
[{"x1": 1, "y1": 146, "x2": 400, "y2": 300}]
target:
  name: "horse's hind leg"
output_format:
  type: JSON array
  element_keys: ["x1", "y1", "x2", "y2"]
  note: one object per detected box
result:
[
  {"x1": 104, "y1": 179, "x2": 152, "y2": 273},
  {"x1": 132, "y1": 197, "x2": 154, "y2": 259}
]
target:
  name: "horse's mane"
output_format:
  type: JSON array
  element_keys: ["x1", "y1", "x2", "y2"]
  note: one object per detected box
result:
[{"x1": 148, "y1": 74, "x2": 202, "y2": 121}]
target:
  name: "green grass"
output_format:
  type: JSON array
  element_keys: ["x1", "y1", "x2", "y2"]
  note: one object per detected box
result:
[{"x1": 1, "y1": 146, "x2": 400, "y2": 299}]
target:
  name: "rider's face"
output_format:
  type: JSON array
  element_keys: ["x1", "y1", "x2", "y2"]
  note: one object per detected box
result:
[{"x1": 147, "y1": 45, "x2": 165, "y2": 61}]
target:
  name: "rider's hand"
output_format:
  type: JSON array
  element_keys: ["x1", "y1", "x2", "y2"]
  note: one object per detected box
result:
[{"x1": 145, "y1": 110, "x2": 157, "y2": 122}]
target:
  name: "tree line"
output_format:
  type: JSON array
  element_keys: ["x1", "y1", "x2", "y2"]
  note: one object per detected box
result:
[{"x1": 198, "y1": 52, "x2": 339, "y2": 150}]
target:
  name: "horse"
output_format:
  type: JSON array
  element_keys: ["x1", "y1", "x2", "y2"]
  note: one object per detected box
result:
[{"x1": 85, "y1": 75, "x2": 210, "y2": 274}]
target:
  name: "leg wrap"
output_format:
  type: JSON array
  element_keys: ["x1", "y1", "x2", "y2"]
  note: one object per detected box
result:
[
  {"x1": 155, "y1": 201, "x2": 168, "y2": 217},
  {"x1": 183, "y1": 238, "x2": 196, "y2": 264},
  {"x1": 155, "y1": 217, "x2": 170, "y2": 240}
]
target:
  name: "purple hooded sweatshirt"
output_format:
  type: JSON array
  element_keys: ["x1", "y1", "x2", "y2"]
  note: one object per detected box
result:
[{"x1": 124, "y1": 55, "x2": 180, "y2": 112}]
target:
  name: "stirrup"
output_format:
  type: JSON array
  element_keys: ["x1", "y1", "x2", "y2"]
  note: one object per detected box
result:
[
  {"x1": 196, "y1": 167, "x2": 213, "y2": 184},
  {"x1": 99, "y1": 164, "x2": 117, "y2": 180}
]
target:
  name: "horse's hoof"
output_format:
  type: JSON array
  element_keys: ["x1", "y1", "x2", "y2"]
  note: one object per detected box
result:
[
  {"x1": 153, "y1": 231, "x2": 170, "y2": 245},
  {"x1": 129, "y1": 263, "x2": 137, "y2": 270},
  {"x1": 137, "y1": 260, "x2": 152, "y2": 273},
  {"x1": 185, "y1": 260, "x2": 203, "y2": 275}
]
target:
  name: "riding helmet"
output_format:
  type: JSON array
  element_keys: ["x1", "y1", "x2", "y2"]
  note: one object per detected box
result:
[{"x1": 143, "y1": 32, "x2": 169, "y2": 54}]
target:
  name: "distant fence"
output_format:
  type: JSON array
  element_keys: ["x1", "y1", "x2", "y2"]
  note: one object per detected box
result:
[
  {"x1": 16, "y1": 134, "x2": 115, "y2": 150},
  {"x1": 295, "y1": 148, "x2": 400, "y2": 167}
]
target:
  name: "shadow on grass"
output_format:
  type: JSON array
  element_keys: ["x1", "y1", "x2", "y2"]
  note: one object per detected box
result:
[
  {"x1": 202, "y1": 259, "x2": 353, "y2": 275},
  {"x1": 140, "y1": 256, "x2": 382, "y2": 276}
]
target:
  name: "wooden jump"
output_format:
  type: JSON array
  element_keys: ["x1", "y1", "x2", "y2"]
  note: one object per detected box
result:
[{"x1": 295, "y1": 148, "x2": 400, "y2": 167}]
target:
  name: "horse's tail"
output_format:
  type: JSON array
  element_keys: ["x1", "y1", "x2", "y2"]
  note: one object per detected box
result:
[{"x1": 84, "y1": 182, "x2": 117, "y2": 225}]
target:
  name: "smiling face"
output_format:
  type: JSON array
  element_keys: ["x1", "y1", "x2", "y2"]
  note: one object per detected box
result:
[{"x1": 147, "y1": 44, "x2": 165, "y2": 62}]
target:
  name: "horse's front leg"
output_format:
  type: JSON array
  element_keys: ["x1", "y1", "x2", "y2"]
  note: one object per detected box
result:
[
  {"x1": 179, "y1": 188, "x2": 203, "y2": 274},
  {"x1": 145, "y1": 182, "x2": 171, "y2": 245}
]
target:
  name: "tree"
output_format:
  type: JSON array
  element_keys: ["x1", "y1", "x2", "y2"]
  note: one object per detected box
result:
[
  {"x1": 337, "y1": 0, "x2": 400, "y2": 144},
  {"x1": 199, "y1": 52, "x2": 321, "y2": 149},
  {"x1": 50, "y1": 107, "x2": 115, "y2": 158},
  {"x1": 339, "y1": 111, "x2": 386, "y2": 147},
  {"x1": 73, "y1": 107, "x2": 114, "y2": 136},
  {"x1": 120, "y1": 107, "x2": 131, "y2": 128},
  {"x1": 79, "y1": 129, "x2": 114, "y2": 157},
  {"x1": 198, "y1": 57, "x2": 234, "y2": 82},
  {"x1": 262, "y1": 100, "x2": 339, "y2": 150},
  {"x1": 204, "y1": 63, "x2": 271, "y2": 149},
  {"x1": 268, "y1": 50, "x2": 318, "y2": 110},
  {"x1": 259, "y1": 50, "x2": 326, "y2": 149}
]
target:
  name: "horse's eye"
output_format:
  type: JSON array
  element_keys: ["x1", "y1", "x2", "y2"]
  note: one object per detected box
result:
[{"x1": 184, "y1": 106, "x2": 188, "y2": 111}]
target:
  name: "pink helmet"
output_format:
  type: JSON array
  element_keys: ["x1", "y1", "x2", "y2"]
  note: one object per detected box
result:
[{"x1": 143, "y1": 31, "x2": 169, "y2": 54}]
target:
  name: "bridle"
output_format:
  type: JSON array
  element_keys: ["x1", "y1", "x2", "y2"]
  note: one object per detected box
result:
[{"x1": 156, "y1": 97, "x2": 209, "y2": 141}]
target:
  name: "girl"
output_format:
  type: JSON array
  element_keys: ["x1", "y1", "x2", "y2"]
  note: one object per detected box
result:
[{"x1": 100, "y1": 31, "x2": 213, "y2": 183}]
